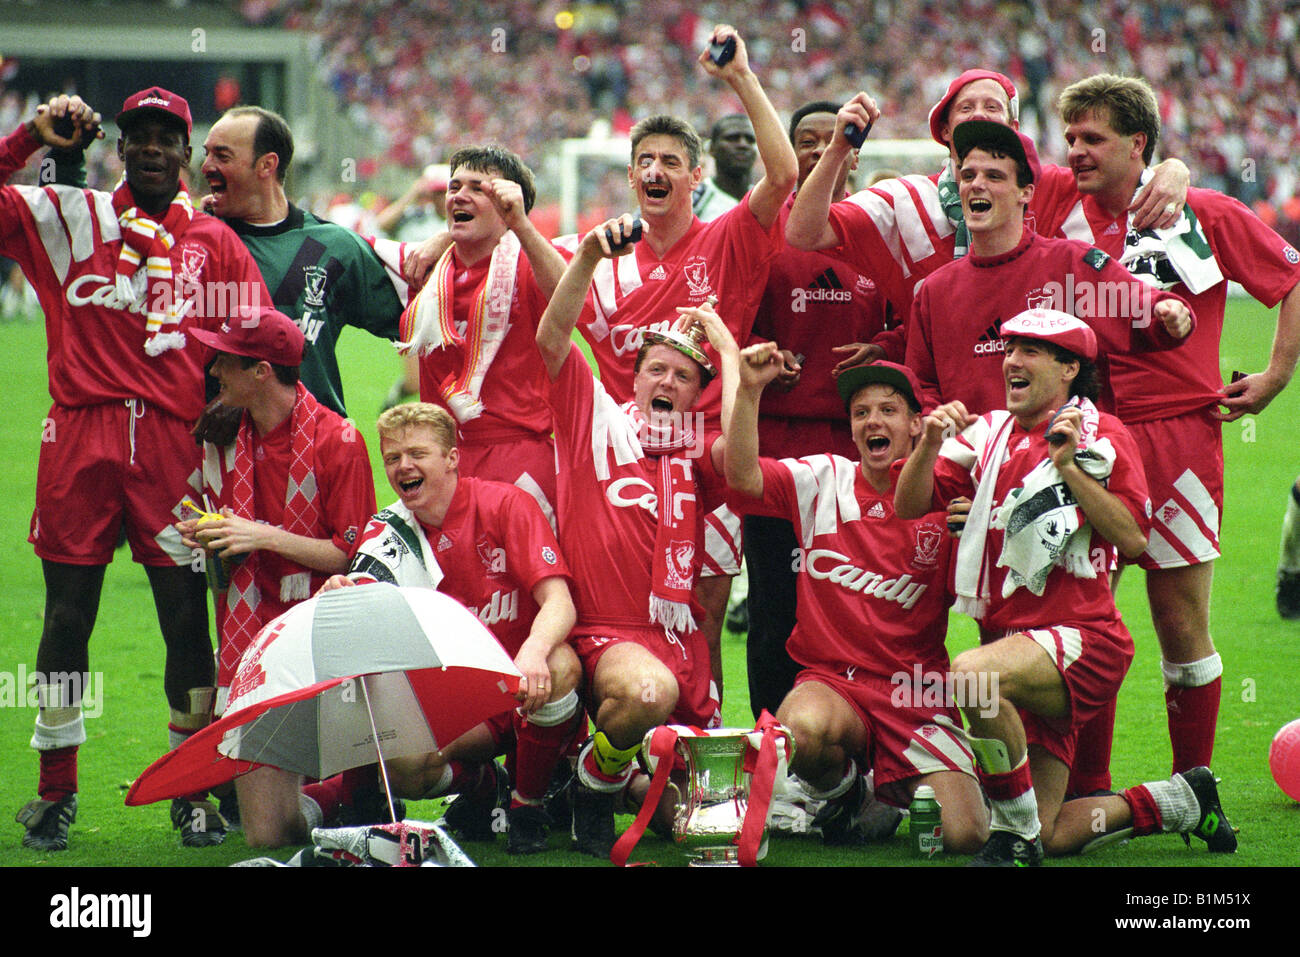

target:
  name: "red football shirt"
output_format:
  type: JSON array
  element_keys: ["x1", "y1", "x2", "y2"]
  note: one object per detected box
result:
[
  {"x1": 730, "y1": 454, "x2": 954, "y2": 681},
  {"x1": 415, "y1": 247, "x2": 555, "y2": 444},
  {"x1": 1045, "y1": 187, "x2": 1300, "y2": 422},
  {"x1": 906, "y1": 230, "x2": 1192, "y2": 416},
  {"x1": 932, "y1": 410, "x2": 1150, "y2": 636},
  {"x1": 0, "y1": 124, "x2": 270, "y2": 422},
  {"x1": 564, "y1": 194, "x2": 780, "y2": 424},
  {"x1": 548, "y1": 345, "x2": 724, "y2": 639},
  {"x1": 415, "y1": 476, "x2": 570, "y2": 654}
]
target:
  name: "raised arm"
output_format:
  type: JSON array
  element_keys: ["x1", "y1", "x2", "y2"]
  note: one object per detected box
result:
[
  {"x1": 535, "y1": 214, "x2": 639, "y2": 379},
  {"x1": 785, "y1": 93, "x2": 879, "y2": 250},
  {"x1": 486, "y1": 176, "x2": 566, "y2": 298},
  {"x1": 723, "y1": 341, "x2": 784, "y2": 497},
  {"x1": 895, "y1": 401, "x2": 974, "y2": 518},
  {"x1": 698, "y1": 25, "x2": 797, "y2": 229}
]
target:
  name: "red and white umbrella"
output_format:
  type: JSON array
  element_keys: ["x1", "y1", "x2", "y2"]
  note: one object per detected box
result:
[{"x1": 127, "y1": 584, "x2": 522, "y2": 806}]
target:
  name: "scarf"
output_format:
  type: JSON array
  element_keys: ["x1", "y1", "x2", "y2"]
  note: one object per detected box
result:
[
  {"x1": 991, "y1": 399, "x2": 1114, "y2": 598},
  {"x1": 621, "y1": 401, "x2": 702, "y2": 636},
  {"x1": 936, "y1": 160, "x2": 970, "y2": 259},
  {"x1": 953, "y1": 399, "x2": 1114, "y2": 619},
  {"x1": 217, "y1": 383, "x2": 324, "y2": 686},
  {"x1": 111, "y1": 177, "x2": 194, "y2": 355},
  {"x1": 396, "y1": 231, "x2": 521, "y2": 423},
  {"x1": 349, "y1": 500, "x2": 445, "y2": 590},
  {"x1": 952, "y1": 412, "x2": 1016, "y2": 620},
  {"x1": 1120, "y1": 169, "x2": 1223, "y2": 295}
]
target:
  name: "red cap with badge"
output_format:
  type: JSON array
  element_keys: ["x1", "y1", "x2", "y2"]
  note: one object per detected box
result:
[
  {"x1": 1000, "y1": 308, "x2": 1097, "y2": 360},
  {"x1": 116, "y1": 87, "x2": 193, "y2": 137}
]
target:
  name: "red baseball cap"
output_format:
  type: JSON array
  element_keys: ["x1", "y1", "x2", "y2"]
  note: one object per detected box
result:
[
  {"x1": 1000, "y1": 308, "x2": 1097, "y2": 360},
  {"x1": 836, "y1": 360, "x2": 923, "y2": 412},
  {"x1": 927, "y1": 69, "x2": 1018, "y2": 145},
  {"x1": 952, "y1": 118, "x2": 1042, "y2": 184},
  {"x1": 116, "y1": 87, "x2": 193, "y2": 137},
  {"x1": 191, "y1": 308, "x2": 305, "y2": 366}
]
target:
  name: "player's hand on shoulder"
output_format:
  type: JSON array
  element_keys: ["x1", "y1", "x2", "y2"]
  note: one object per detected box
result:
[
  {"x1": 1129, "y1": 159, "x2": 1189, "y2": 230},
  {"x1": 31, "y1": 94, "x2": 102, "y2": 149},
  {"x1": 403, "y1": 231, "x2": 452, "y2": 289}
]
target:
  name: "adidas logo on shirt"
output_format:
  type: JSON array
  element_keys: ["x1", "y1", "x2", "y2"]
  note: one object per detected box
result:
[
  {"x1": 973, "y1": 321, "x2": 1005, "y2": 356},
  {"x1": 648, "y1": 265, "x2": 667, "y2": 280},
  {"x1": 437, "y1": 534, "x2": 454, "y2": 552},
  {"x1": 1104, "y1": 222, "x2": 1121, "y2": 235},
  {"x1": 803, "y1": 268, "x2": 852, "y2": 302},
  {"x1": 866, "y1": 501, "x2": 887, "y2": 519}
]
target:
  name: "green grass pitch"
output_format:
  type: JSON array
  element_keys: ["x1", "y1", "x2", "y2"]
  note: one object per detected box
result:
[{"x1": 0, "y1": 298, "x2": 1296, "y2": 870}]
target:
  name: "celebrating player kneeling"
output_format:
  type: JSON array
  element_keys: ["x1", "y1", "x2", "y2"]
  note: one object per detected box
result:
[
  {"x1": 895, "y1": 309, "x2": 1235, "y2": 864},
  {"x1": 725, "y1": 348, "x2": 987, "y2": 852},
  {"x1": 320, "y1": 404, "x2": 582, "y2": 855}
]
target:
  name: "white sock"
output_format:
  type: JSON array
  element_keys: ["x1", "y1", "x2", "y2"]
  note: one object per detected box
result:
[
  {"x1": 806, "y1": 760, "x2": 857, "y2": 802},
  {"x1": 1144, "y1": 773, "x2": 1197, "y2": 832},
  {"x1": 299, "y1": 793, "x2": 324, "y2": 831},
  {"x1": 525, "y1": 689, "x2": 579, "y2": 726},
  {"x1": 1161, "y1": 654, "x2": 1222, "y2": 689},
  {"x1": 420, "y1": 764, "x2": 454, "y2": 800},
  {"x1": 987, "y1": 755, "x2": 1041, "y2": 840}
]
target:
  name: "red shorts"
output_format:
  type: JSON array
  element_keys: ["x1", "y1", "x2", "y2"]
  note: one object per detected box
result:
[
  {"x1": 1012, "y1": 621, "x2": 1133, "y2": 767},
  {"x1": 459, "y1": 435, "x2": 557, "y2": 528},
  {"x1": 1126, "y1": 411, "x2": 1223, "y2": 569},
  {"x1": 573, "y1": 628, "x2": 721, "y2": 730},
  {"x1": 30, "y1": 401, "x2": 202, "y2": 567},
  {"x1": 793, "y1": 669, "x2": 977, "y2": 807}
]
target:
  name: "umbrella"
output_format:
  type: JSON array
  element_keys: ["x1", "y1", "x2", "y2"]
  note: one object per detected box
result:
[{"x1": 126, "y1": 583, "x2": 523, "y2": 806}]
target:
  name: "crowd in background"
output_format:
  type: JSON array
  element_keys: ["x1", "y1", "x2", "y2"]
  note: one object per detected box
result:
[{"x1": 3, "y1": 0, "x2": 1298, "y2": 246}]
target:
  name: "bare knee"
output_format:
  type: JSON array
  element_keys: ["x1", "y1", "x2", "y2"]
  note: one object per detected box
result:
[
  {"x1": 237, "y1": 769, "x2": 307, "y2": 848},
  {"x1": 387, "y1": 752, "x2": 444, "y2": 800},
  {"x1": 546, "y1": 643, "x2": 582, "y2": 698},
  {"x1": 779, "y1": 705, "x2": 832, "y2": 778}
]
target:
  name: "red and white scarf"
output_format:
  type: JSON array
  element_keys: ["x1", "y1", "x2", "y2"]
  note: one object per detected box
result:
[
  {"x1": 622, "y1": 402, "x2": 702, "y2": 635},
  {"x1": 217, "y1": 383, "x2": 324, "y2": 685},
  {"x1": 111, "y1": 178, "x2": 194, "y2": 356},
  {"x1": 396, "y1": 231, "x2": 521, "y2": 422},
  {"x1": 953, "y1": 399, "x2": 1108, "y2": 618}
]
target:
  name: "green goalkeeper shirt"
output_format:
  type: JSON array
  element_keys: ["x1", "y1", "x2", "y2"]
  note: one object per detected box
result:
[{"x1": 227, "y1": 205, "x2": 404, "y2": 416}]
